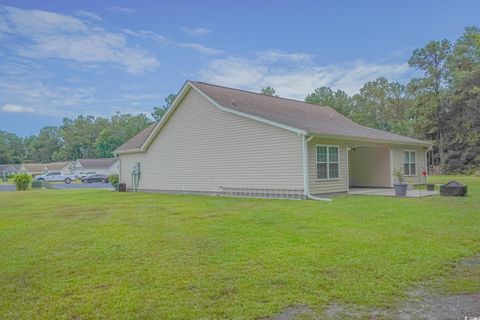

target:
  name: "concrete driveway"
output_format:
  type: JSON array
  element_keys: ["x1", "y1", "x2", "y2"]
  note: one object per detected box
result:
[{"x1": 0, "y1": 182, "x2": 113, "y2": 191}]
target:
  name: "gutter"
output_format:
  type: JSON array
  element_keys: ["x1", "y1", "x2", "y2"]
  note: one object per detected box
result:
[{"x1": 302, "y1": 133, "x2": 332, "y2": 202}]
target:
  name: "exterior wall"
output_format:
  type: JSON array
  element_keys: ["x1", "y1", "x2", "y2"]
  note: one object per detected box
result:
[
  {"x1": 119, "y1": 88, "x2": 304, "y2": 194},
  {"x1": 392, "y1": 145, "x2": 427, "y2": 184},
  {"x1": 308, "y1": 137, "x2": 349, "y2": 194},
  {"x1": 348, "y1": 146, "x2": 391, "y2": 187}
]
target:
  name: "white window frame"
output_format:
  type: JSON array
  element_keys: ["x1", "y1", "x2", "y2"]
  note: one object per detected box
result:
[
  {"x1": 403, "y1": 150, "x2": 417, "y2": 176},
  {"x1": 316, "y1": 144, "x2": 340, "y2": 180}
]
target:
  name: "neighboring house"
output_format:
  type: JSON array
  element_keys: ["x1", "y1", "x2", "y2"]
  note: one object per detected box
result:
[
  {"x1": 71, "y1": 158, "x2": 119, "y2": 176},
  {"x1": 0, "y1": 165, "x2": 18, "y2": 177},
  {"x1": 45, "y1": 161, "x2": 73, "y2": 174},
  {"x1": 115, "y1": 81, "x2": 430, "y2": 199},
  {"x1": 19, "y1": 163, "x2": 47, "y2": 176}
]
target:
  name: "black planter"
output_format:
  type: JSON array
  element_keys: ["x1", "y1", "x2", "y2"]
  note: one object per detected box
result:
[
  {"x1": 394, "y1": 183, "x2": 408, "y2": 196},
  {"x1": 426, "y1": 184, "x2": 435, "y2": 191},
  {"x1": 118, "y1": 183, "x2": 127, "y2": 192}
]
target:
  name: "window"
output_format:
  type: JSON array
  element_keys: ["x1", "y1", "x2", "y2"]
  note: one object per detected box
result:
[
  {"x1": 317, "y1": 145, "x2": 339, "y2": 179},
  {"x1": 404, "y1": 150, "x2": 416, "y2": 175}
]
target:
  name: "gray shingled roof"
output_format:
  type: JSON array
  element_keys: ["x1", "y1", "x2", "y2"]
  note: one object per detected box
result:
[
  {"x1": 116, "y1": 123, "x2": 156, "y2": 152},
  {"x1": 21, "y1": 163, "x2": 46, "y2": 172},
  {"x1": 46, "y1": 161, "x2": 73, "y2": 171},
  {"x1": 192, "y1": 81, "x2": 428, "y2": 145},
  {"x1": 77, "y1": 158, "x2": 118, "y2": 169},
  {"x1": 0, "y1": 165, "x2": 18, "y2": 173},
  {"x1": 116, "y1": 81, "x2": 429, "y2": 152}
]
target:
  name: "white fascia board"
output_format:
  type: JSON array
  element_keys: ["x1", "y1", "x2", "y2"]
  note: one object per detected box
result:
[
  {"x1": 140, "y1": 81, "x2": 193, "y2": 151},
  {"x1": 310, "y1": 133, "x2": 431, "y2": 148},
  {"x1": 189, "y1": 82, "x2": 307, "y2": 136}
]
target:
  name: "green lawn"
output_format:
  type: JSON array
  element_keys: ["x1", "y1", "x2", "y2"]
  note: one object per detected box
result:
[{"x1": 0, "y1": 176, "x2": 479, "y2": 319}]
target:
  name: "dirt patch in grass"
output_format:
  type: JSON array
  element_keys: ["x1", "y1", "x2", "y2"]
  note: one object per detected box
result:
[
  {"x1": 271, "y1": 256, "x2": 480, "y2": 320},
  {"x1": 270, "y1": 305, "x2": 317, "y2": 320},
  {"x1": 396, "y1": 290, "x2": 480, "y2": 320}
]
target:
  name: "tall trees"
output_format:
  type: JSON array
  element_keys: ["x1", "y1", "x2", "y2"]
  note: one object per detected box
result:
[
  {"x1": 95, "y1": 113, "x2": 151, "y2": 158},
  {"x1": 260, "y1": 87, "x2": 278, "y2": 96},
  {"x1": 26, "y1": 126, "x2": 63, "y2": 163},
  {"x1": 305, "y1": 87, "x2": 353, "y2": 117},
  {"x1": 351, "y1": 78, "x2": 413, "y2": 136},
  {"x1": 0, "y1": 131, "x2": 24, "y2": 163},
  {"x1": 152, "y1": 94, "x2": 177, "y2": 121}
]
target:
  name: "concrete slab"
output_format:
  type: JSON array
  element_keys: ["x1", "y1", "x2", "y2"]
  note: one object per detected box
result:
[{"x1": 348, "y1": 188, "x2": 438, "y2": 198}]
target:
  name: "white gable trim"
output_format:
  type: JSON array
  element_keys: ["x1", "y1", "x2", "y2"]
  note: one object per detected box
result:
[
  {"x1": 138, "y1": 81, "x2": 306, "y2": 153},
  {"x1": 189, "y1": 82, "x2": 307, "y2": 136}
]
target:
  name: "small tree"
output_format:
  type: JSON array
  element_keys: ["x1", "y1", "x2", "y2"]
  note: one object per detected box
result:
[
  {"x1": 13, "y1": 173, "x2": 32, "y2": 191},
  {"x1": 392, "y1": 168, "x2": 405, "y2": 184}
]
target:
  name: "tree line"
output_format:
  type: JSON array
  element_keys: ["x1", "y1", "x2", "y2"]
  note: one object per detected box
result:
[
  {"x1": 1, "y1": 27, "x2": 479, "y2": 173},
  {"x1": 0, "y1": 95, "x2": 177, "y2": 164},
  {"x1": 261, "y1": 26, "x2": 479, "y2": 173}
]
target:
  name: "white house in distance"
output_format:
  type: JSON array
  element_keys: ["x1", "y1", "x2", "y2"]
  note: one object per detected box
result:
[
  {"x1": 71, "y1": 158, "x2": 119, "y2": 177},
  {"x1": 115, "y1": 81, "x2": 430, "y2": 199}
]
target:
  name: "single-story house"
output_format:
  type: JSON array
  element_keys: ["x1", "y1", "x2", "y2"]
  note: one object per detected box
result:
[
  {"x1": 45, "y1": 161, "x2": 73, "y2": 173},
  {"x1": 0, "y1": 164, "x2": 18, "y2": 177},
  {"x1": 19, "y1": 163, "x2": 47, "y2": 176},
  {"x1": 115, "y1": 81, "x2": 430, "y2": 199},
  {"x1": 71, "y1": 158, "x2": 119, "y2": 176}
]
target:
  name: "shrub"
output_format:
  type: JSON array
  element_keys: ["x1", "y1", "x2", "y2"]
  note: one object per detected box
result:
[
  {"x1": 109, "y1": 174, "x2": 119, "y2": 186},
  {"x1": 31, "y1": 180, "x2": 44, "y2": 189},
  {"x1": 13, "y1": 173, "x2": 32, "y2": 191}
]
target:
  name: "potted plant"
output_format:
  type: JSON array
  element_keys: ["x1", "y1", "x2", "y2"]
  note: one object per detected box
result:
[{"x1": 392, "y1": 168, "x2": 408, "y2": 196}]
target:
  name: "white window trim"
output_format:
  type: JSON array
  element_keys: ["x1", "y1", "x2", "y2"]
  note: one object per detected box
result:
[
  {"x1": 403, "y1": 150, "x2": 417, "y2": 176},
  {"x1": 316, "y1": 144, "x2": 340, "y2": 180}
]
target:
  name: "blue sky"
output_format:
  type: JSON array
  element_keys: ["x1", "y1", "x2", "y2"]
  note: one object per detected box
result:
[{"x1": 0, "y1": 0, "x2": 478, "y2": 136}]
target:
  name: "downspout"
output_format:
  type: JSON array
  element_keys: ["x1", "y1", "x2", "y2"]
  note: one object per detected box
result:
[{"x1": 302, "y1": 134, "x2": 332, "y2": 202}]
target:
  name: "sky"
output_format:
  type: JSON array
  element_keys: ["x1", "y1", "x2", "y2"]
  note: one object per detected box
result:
[{"x1": 0, "y1": 0, "x2": 479, "y2": 136}]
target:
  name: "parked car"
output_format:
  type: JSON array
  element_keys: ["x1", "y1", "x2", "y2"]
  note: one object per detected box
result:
[
  {"x1": 34, "y1": 171, "x2": 76, "y2": 184},
  {"x1": 77, "y1": 171, "x2": 96, "y2": 181},
  {"x1": 83, "y1": 174, "x2": 109, "y2": 183}
]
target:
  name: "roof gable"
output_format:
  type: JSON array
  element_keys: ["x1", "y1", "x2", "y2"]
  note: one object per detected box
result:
[{"x1": 115, "y1": 80, "x2": 429, "y2": 154}]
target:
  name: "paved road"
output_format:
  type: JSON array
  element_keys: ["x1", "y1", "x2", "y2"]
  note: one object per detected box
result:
[
  {"x1": 0, "y1": 185, "x2": 15, "y2": 191},
  {"x1": 0, "y1": 182, "x2": 113, "y2": 192}
]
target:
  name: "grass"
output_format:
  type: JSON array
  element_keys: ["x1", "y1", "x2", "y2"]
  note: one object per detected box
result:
[{"x1": 0, "y1": 175, "x2": 479, "y2": 319}]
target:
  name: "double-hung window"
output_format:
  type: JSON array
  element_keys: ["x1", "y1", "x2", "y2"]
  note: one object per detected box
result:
[
  {"x1": 403, "y1": 150, "x2": 416, "y2": 175},
  {"x1": 316, "y1": 145, "x2": 339, "y2": 179}
]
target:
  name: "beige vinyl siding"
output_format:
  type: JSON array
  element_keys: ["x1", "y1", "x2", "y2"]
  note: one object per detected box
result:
[
  {"x1": 308, "y1": 137, "x2": 348, "y2": 194},
  {"x1": 349, "y1": 146, "x2": 391, "y2": 187},
  {"x1": 392, "y1": 145, "x2": 427, "y2": 184},
  {"x1": 119, "y1": 88, "x2": 304, "y2": 192}
]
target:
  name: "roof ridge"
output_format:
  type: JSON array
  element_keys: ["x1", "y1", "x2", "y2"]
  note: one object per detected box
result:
[{"x1": 190, "y1": 80, "x2": 335, "y2": 111}]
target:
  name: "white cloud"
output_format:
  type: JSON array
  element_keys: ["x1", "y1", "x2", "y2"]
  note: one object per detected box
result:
[
  {"x1": 123, "y1": 27, "x2": 220, "y2": 56},
  {"x1": 0, "y1": 6, "x2": 159, "y2": 74},
  {"x1": 76, "y1": 10, "x2": 102, "y2": 21},
  {"x1": 197, "y1": 56, "x2": 412, "y2": 100},
  {"x1": 181, "y1": 27, "x2": 211, "y2": 37},
  {"x1": 108, "y1": 6, "x2": 136, "y2": 13},
  {"x1": 178, "y1": 43, "x2": 224, "y2": 56},
  {"x1": 107, "y1": 6, "x2": 135, "y2": 13},
  {"x1": 0, "y1": 103, "x2": 34, "y2": 113},
  {"x1": 256, "y1": 50, "x2": 313, "y2": 63}
]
